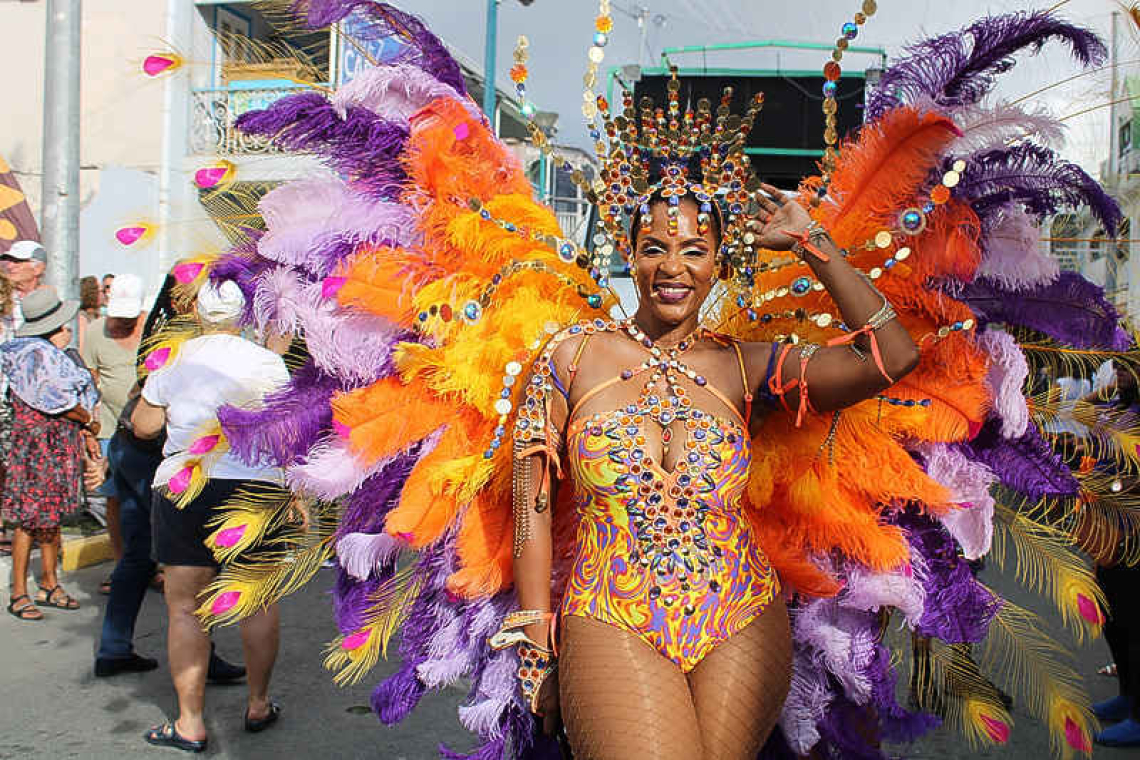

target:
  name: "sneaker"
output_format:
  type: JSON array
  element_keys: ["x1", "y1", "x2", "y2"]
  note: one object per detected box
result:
[
  {"x1": 207, "y1": 646, "x2": 246, "y2": 684},
  {"x1": 95, "y1": 653, "x2": 158, "y2": 677},
  {"x1": 1093, "y1": 695, "x2": 1135, "y2": 722},
  {"x1": 1095, "y1": 717, "x2": 1140, "y2": 747}
]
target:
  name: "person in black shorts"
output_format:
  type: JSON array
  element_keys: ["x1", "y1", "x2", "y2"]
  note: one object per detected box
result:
[{"x1": 131, "y1": 281, "x2": 290, "y2": 753}]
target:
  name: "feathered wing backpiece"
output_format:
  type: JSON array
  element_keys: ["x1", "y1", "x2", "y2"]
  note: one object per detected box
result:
[
  {"x1": 161, "y1": 3, "x2": 1139, "y2": 758},
  {"x1": 725, "y1": 9, "x2": 1135, "y2": 760}
]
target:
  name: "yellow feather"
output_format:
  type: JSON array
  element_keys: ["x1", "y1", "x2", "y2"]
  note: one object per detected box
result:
[
  {"x1": 979, "y1": 598, "x2": 1096, "y2": 759},
  {"x1": 990, "y1": 502, "x2": 1105, "y2": 641},
  {"x1": 323, "y1": 565, "x2": 422, "y2": 685}
]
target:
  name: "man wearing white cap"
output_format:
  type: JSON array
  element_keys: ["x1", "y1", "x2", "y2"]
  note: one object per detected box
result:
[
  {"x1": 82, "y1": 274, "x2": 148, "y2": 581},
  {"x1": 1, "y1": 240, "x2": 48, "y2": 332}
]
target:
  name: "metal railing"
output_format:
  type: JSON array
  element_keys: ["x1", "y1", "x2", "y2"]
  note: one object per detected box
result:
[
  {"x1": 190, "y1": 84, "x2": 324, "y2": 155},
  {"x1": 550, "y1": 196, "x2": 592, "y2": 245}
]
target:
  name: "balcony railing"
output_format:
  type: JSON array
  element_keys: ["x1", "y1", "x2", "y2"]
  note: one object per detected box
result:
[{"x1": 190, "y1": 84, "x2": 326, "y2": 155}]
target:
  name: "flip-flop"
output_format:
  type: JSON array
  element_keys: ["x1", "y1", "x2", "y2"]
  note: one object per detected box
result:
[
  {"x1": 6, "y1": 594, "x2": 43, "y2": 621},
  {"x1": 244, "y1": 701, "x2": 281, "y2": 733},
  {"x1": 143, "y1": 722, "x2": 207, "y2": 753},
  {"x1": 36, "y1": 584, "x2": 79, "y2": 610}
]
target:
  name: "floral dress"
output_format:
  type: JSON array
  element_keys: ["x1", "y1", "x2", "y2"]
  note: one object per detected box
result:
[{"x1": 0, "y1": 338, "x2": 99, "y2": 531}]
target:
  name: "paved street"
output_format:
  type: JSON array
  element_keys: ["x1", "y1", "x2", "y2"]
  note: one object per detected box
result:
[{"x1": 0, "y1": 558, "x2": 1133, "y2": 759}]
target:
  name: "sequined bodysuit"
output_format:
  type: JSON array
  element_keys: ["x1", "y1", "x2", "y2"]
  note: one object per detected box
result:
[{"x1": 557, "y1": 332, "x2": 779, "y2": 672}]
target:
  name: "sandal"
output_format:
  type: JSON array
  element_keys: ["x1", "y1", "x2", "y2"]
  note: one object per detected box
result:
[
  {"x1": 143, "y1": 722, "x2": 207, "y2": 753},
  {"x1": 36, "y1": 584, "x2": 79, "y2": 610},
  {"x1": 1099, "y1": 662, "x2": 1119, "y2": 677},
  {"x1": 7, "y1": 594, "x2": 43, "y2": 621},
  {"x1": 99, "y1": 576, "x2": 112, "y2": 595},
  {"x1": 244, "y1": 701, "x2": 281, "y2": 733}
]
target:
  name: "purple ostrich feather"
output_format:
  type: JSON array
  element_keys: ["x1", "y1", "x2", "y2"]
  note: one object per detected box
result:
[
  {"x1": 208, "y1": 247, "x2": 274, "y2": 325},
  {"x1": 953, "y1": 271, "x2": 1129, "y2": 350},
  {"x1": 867, "y1": 11, "x2": 1106, "y2": 119},
  {"x1": 961, "y1": 418, "x2": 1080, "y2": 500},
  {"x1": 287, "y1": 2, "x2": 467, "y2": 96},
  {"x1": 218, "y1": 359, "x2": 339, "y2": 468},
  {"x1": 898, "y1": 511, "x2": 1001, "y2": 643},
  {"x1": 236, "y1": 94, "x2": 409, "y2": 199},
  {"x1": 866, "y1": 644, "x2": 941, "y2": 743},
  {"x1": 336, "y1": 453, "x2": 421, "y2": 538},
  {"x1": 957, "y1": 144, "x2": 1121, "y2": 234}
]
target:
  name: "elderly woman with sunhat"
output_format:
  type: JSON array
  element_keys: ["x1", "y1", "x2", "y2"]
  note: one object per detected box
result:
[{"x1": 2, "y1": 286, "x2": 100, "y2": 621}]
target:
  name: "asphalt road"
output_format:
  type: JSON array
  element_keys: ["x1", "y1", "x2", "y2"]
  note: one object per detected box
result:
[{"x1": 0, "y1": 558, "x2": 1133, "y2": 759}]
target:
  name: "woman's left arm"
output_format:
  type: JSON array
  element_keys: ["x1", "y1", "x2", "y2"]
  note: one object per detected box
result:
[{"x1": 751, "y1": 183, "x2": 920, "y2": 414}]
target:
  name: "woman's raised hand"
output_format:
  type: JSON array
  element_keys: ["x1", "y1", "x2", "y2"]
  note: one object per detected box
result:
[{"x1": 749, "y1": 182, "x2": 813, "y2": 251}]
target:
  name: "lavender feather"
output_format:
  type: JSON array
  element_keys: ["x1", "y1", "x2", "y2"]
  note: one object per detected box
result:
[
  {"x1": 868, "y1": 11, "x2": 1106, "y2": 119},
  {"x1": 958, "y1": 143, "x2": 1120, "y2": 234},
  {"x1": 256, "y1": 178, "x2": 419, "y2": 278},
  {"x1": 336, "y1": 531, "x2": 403, "y2": 581},
  {"x1": 954, "y1": 271, "x2": 1128, "y2": 350},
  {"x1": 961, "y1": 419, "x2": 1079, "y2": 500},
  {"x1": 333, "y1": 63, "x2": 481, "y2": 124},
  {"x1": 236, "y1": 93, "x2": 409, "y2": 198},
  {"x1": 917, "y1": 442, "x2": 995, "y2": 560},
  {"x1": 978, "y1": 329, "x2": 1031, "y2": 438},
  {"x1": 976, "y1": 204, "x2": 1059, "y2": 290}
]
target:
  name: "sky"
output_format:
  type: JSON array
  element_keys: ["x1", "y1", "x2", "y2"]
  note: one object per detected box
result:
[{"x1": 389, "y1": 0, "x2": 1140, "y2": 176}]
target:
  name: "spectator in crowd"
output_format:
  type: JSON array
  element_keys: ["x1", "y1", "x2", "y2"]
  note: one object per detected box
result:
[
  {"x1": 2, "y1": 287, "x2": 100, "y2": 621},
  {"x1": 95, "y1": 271, "x2": 245, "y2": 682},
  {"x1": 133, "y1": 280, "x2": 287, "y2": 751},
  {"x1": 0, "y1": 273, "x2": 16, "y2": 558},
  {"x1": 1083, "y1": 365, "x2": 1140, "y2": 747},
  {"x1": 1, "y1": 239, "x2": 47, "y2": 330},
  {"x1": 82, "y1": 273, "x2": 147, "y2": 594},
  {"x1": 102, "y1": 274, "x2": 114, "y2": 314},
  {"x1": 77, "y1": 275, "x2": 101, "y2": 354}
]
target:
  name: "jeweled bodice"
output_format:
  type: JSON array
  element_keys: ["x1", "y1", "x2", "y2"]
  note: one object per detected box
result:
[{"x1": 560, "y1": 372, "x2": 777, "y2": 670}]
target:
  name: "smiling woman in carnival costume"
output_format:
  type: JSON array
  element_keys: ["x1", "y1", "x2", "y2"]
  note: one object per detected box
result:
[{"x1": 142, "y1": 0, "x2": 1140, "y2": 757}]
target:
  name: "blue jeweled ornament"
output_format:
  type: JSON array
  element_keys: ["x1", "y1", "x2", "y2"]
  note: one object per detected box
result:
[
  {"x1": 822, "y1": 80, "x2": 838, "y2": 98},
  {"x1": 842, "y1": 21, "x2": 858, "y2": 39},
  {"x1": 559, "y1": 241, "x2": 576, "y2": 262},
  {"x1": 791, "y1": 276, "x2": 812, "y2": 296},
  {"x1": 900, "y1": 209, "x2": 924, "y2": 233},
  {"x1": 463, "y1": 301, "x2": 482, "y2": 322}
]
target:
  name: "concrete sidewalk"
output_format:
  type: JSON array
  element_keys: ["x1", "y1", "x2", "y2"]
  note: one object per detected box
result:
[
  {"x1": 0, "y1": 557, "x2": 1134, "y2": 759},
  {"x1": 0, "y1": 562, "x2": 475, "y2": 760}
]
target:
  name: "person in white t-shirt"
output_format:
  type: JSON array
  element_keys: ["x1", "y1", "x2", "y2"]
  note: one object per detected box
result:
[{"x1": 131, "y1": 280, "x2": 288, "y2": 752}]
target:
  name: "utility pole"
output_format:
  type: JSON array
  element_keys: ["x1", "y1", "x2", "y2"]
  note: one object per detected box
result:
[
  {"x1": 483, "y1": 0, "x2": 499, "y2": 131},
  {"x1": 40, "y1": 0, "x2": 82, "y2": 301}
]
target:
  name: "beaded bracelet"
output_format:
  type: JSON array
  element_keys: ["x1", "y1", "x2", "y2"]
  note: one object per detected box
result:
[{"x1": 785, "y1": 220, "x2": 832, "y2": 263}]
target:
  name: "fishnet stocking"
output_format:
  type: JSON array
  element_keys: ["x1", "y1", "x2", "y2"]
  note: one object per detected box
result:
[
  {"x1": 560, "y1": 615, "x2": 703, "y2": 760},
  {"x1": 688, "y1": 597, "x2": 792, "y2": 760},
  {"x1": 558, "y1": 599, "x2": 792, "y2": 760}
]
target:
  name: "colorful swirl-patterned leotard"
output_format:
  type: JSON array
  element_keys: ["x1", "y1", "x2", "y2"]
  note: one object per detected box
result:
[{"x1": 559, "y1": 341, "x2": 778, "y2": 672}]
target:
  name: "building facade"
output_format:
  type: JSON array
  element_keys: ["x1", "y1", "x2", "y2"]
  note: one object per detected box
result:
[{"x1": 1, "y1": 0, "x2": 588, "y2": 300}]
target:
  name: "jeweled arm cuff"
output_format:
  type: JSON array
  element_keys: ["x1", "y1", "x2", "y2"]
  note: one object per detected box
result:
[{"x1": 489, "y1": 610, "x2": 558, "y2": 714}]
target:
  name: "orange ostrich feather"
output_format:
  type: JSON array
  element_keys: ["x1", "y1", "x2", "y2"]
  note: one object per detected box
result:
[
  {"x1": 332, "y1": 376, "x2": 449, "y2": 465},
  {"x1": 385, "y1": 409, "x2": 488, "y2": 548},
  {"x1": 449, "y1": 475, "x2": 514, "y2": 598},
  {"x1": 811, "y1": 106, "x2": 962, "y2": 247}
]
